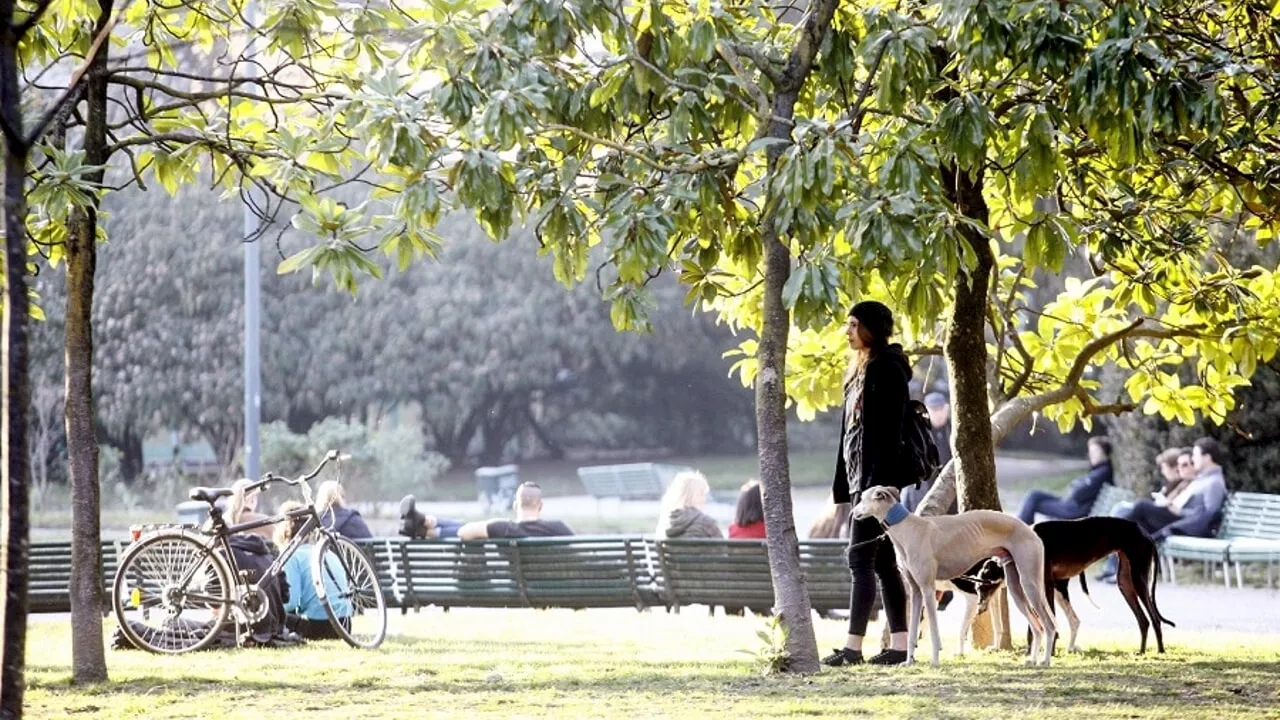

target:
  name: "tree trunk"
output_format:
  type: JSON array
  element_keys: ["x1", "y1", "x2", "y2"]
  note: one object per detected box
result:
[
  {"x1": 64, "y1": 0, "x2": 114, "y2": 684},
  {"x1": 747, "y1": 0, "x2": 842, "y2": 674},
  {"x1": 0, "y1": 24, "x2": 33, "y2": 716}
]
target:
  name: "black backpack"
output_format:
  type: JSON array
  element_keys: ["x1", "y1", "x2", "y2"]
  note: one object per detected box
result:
[{"x1": 900, "y1": 400, "x2": 942, "y2": 488}]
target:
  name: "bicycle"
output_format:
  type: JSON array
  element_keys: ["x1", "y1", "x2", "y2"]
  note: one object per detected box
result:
[{"x1": 111, "y1": 450, "x2": 388, "y2": 653}]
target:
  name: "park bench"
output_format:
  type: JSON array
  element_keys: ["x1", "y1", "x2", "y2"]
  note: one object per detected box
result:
[
  {"x1": 30, "y1": 540, "x2": 127, "y2": 613},
  {"x1": 654, "y1": 538, "x2": 855, "y2": 615},
  {"x1": 1163, "y1": 492, "x2": 1280, "y2": 588},
  {"x1": 1088, "y1": 484, "x2": 1136, "y2": 517},
  {"x1": 576, "y1": 463, "x2": 691, "y2": 503}
]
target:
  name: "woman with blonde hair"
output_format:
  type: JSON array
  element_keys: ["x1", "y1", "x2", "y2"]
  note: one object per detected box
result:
[
  {"x1": 807, "y1": 493, "x2": 852, "y2": 539},
  {"x1": 223, "y1": 479, "x2": 274, "y2": 540},
  {"x1": 315, "y1": 480, "x2": 372, "y2": 539},
  {"x1": 275, "y1": 500, "x2": 351, "y2": 640},
  {"x1": 655, "y1": 470, "x2": 722, "y2": 539}
]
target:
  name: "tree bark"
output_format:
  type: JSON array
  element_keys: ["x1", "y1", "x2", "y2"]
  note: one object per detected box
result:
[
  {"x1": 0, "y1": 12, "x2": 33, "y2": 714},
  {"x1": 64, "y1": 0, "x2": 114, "y2": 684},
  {"x1": 750, "y1": 0, "x2": 843, "y2": 674}
]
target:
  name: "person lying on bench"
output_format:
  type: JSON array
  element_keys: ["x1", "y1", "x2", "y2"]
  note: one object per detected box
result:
[
  {"x1": 456, "y1": 482, "x2": 574, "y2": 540},
  {"x1": 1017, "y1": 437, "x2": 1114, "y2": 524},
  {"x1": 398, "y1": 496, "x2": 466, "y2": 539},
  {"x1": 1130, "y1": 437, "x2": 1227, "y2": 543}
]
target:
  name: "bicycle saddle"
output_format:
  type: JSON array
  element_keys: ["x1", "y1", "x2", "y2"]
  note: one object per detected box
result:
[{"x1": 190, "y1": 487, "x2": 234, "y2": 503}]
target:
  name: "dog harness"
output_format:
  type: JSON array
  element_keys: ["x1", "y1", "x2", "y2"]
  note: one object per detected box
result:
[{"x1": 884, "y1": 503, "x2": 910, "y2": 527}]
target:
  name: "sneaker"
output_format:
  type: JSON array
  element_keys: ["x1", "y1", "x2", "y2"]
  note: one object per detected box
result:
[
  {"x1": 821, "y1": 647, "x2": 864, "y2": 666},
  {"x1": 399, "y1": 495, "x2": 425, "y2": 538},
  {"x1": 867, "y1": 649, "x2": 907, "y2": 666},
  {"x1": 937, "y1": 590, "x2": 954, "y2": 612}
]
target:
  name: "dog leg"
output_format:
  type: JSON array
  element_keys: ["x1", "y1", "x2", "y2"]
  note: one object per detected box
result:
[
  {"x1": 1056, "y1": 589, "x2": 1080, "y2": 653},
  {"x1": 1130, "y1": 548, "x2": 1167, "y2": 654},
  {"x1": 1116, "y1": 555, "x2": 1150, "y2": 654},
  {"x1": 1003, "y1": 562, "x2": 1041, "y2": 664},
  {"x1": 905, "y1": 575, "x2": 923, "y2": 667},
  {"x1": 958, "y1": 592, "x2": 979, "y2": 657},
  {"x1": 918, "y1": 572, "x2": 942, "y2": 667}
]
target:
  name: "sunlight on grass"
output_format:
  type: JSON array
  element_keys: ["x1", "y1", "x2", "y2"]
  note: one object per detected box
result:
[{"x1": 25, "y1": 609, "x2": 1280, "y2": 719}]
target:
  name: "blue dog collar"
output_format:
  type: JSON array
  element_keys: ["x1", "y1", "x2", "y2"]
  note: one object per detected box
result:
[{"x1": 884, "y1": 502, "x2": 909, "y2": 527}]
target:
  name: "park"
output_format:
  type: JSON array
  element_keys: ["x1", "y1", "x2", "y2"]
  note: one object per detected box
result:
[{"x1": 4, "y1": 0, "x2": 1280, "y2": 718}]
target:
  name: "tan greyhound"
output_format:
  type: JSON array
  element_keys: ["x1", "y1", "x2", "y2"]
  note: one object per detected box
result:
[{"x1": 851, "y1": 486, "x2": 1057, "y2": 667}]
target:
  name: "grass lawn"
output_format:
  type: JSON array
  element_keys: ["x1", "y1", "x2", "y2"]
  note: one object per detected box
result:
[{"x1": 25, "y1": 610, "x2": 1280, "y2": 719}]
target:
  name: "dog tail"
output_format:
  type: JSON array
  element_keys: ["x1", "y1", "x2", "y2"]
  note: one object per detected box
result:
[
  {"x1": 1077, "y1": 573, "x2": 1101, "y2": 610},
  {"x1": 1150, "y1": 544, "x2": 1177, "y2": 628}
]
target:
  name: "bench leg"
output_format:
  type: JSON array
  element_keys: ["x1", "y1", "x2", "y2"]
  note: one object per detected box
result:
[
  {"x1": 1235, "y1": 562, "x2": 1244, "y2": 589},
  {"x1": 1222, "y1": 561, "x2": 1231, "y2": 589}
]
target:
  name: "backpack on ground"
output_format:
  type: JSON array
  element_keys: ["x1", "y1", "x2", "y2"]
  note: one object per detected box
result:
[{"x1": 900, "y1": 400, "x2": 942, "y2": 489}]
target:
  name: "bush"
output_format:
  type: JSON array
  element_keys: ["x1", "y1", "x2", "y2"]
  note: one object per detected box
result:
[{"x1": 261, "y1": 418, "x2": 450, "y2": 504}]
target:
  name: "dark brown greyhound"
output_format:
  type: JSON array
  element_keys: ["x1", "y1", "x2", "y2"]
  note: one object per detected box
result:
[{"x1": 952, "y1": 517, "x2": 1176, "y2": 654}]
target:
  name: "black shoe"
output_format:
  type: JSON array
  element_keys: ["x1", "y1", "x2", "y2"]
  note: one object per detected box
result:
[
  {"x1": 937, "y1": 590, "x2": 955, "y2": 612},
  {"x1": 399, "y1": 495, "x2": 424, "y2": 538},
  {"x1": 868, "y1": 649, "x2": 908, "y2": 666},
  {"x1": 821, "y1": 647, "x2": 863, "y2": 666}
]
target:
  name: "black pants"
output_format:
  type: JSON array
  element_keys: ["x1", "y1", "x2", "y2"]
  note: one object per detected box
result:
[
  {"x1": 286, "y1": 614, "x2": 347, "y2": 641},
  {"x1": 847, "y1": 515, "x2": 907, "y2": 636},
  {"x1": 1131, "y1": 500, "x2": 1180, "y2": 537}
]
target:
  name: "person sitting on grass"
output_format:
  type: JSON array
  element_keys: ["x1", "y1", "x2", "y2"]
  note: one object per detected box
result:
[
  {"x1": 315, "y1": 480, "x2": 373, "y2": 540},
  {"x1": 275, "y1": 501, "x2": 352, "y2": 640},
  {"x1": 728, "y1": 480, "x2": 766, "y2": 539},
  {"x1": 222, "y1": 479, "x2": 274, "y2": 541},
  {"x1": 655, "y1": 470, "x2": 722, "y2": 539},
  {"x1": 1016, "y1": 436, "x2": 1114, "y2": 524},
  {"x1": 456, "y1": 482, "x2": 574, "y2": 540}
]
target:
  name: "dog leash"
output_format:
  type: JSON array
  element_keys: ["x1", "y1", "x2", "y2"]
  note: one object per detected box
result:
[{"x1": 845, "y1": 535, "x2": 888, "y2": 551}]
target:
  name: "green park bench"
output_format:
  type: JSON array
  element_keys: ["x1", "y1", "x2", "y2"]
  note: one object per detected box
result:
[
  {"x1": 1163, "y1": 492, "x2": 1280, "y2": 588},
  {"x1": 576, "y1": 463, "x2": 692, "y2": 503},
  {"x1": 654, "y1": 538, "x2": 856, "y2": 615},
  {"x1": 1088, "y1": 484, "x2": 1136, "y2": 517},
  {"x1": 30, "y1": 540, "x2": 126, "y2": 614}
]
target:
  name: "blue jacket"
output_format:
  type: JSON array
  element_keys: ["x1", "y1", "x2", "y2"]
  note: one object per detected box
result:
[
  {"x1": 1065, "y1": 461, "x2": 1113, "y2": 509},
  {"x1": 283, "y1": 545, "x2": 353, "y2": 621}
]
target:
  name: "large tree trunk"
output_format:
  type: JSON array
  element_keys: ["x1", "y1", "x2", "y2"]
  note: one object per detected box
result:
[
  {"x1": 0, "y1": 26, "x2": 33, "y2": 716},
  {"x1": 64, "y1": 0, "x2": 114, "y2": 684}
]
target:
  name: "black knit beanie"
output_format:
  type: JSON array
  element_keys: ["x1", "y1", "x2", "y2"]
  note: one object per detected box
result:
[{"x1": 848, "y1": 301, "x2": 894, "y2": 345}]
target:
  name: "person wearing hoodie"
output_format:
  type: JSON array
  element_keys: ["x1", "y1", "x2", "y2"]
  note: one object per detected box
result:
[
  {"x1": 1016, "y1": 437, "x2": 1114, "y2": 524},
  {"x1": 315, "y1": 481, "x2": 373, "y2": 540},
  {"x1": 823, "y1": 300, "x2": 912, "y2": 668},
  {"x1": 656, "y1": 471, "x2": 722, "y2": 539}
]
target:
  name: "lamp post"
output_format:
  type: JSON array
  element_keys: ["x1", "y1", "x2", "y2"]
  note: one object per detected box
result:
[{"x1": 243, "y1": 9, "x2": 261, "y2": 481}]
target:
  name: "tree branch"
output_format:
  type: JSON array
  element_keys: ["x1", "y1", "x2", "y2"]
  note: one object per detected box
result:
[{"x1": 22, "y1": 0, "x2": 134, "y2": 148}]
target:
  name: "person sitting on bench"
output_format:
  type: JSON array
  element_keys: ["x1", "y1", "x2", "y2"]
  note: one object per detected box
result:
[
  {"x1": 1130, "y1": 437, "x2": 1228, "y2": 543},
  {"x1": 457, "y1": 482, "x2": 574, "y2": 539},
  {"x1": 1099, "y1": 446, "x2": 1194, "y2": 581},
  {"x1": 1017, "y1": 436, "x2": 1114, "y2": 524}
]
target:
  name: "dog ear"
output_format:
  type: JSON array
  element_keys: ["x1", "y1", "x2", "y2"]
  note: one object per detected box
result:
[{"x1": 886, "y1": 487, "x2": 901, "y2": 502}]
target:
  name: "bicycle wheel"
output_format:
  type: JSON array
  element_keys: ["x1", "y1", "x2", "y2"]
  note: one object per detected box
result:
[
  {"x1": 311, "y1": 534, "x2": 387, "y2": 649},
  {"x1": 112, "y1": 531, "x2": 233, "y2": 654}
]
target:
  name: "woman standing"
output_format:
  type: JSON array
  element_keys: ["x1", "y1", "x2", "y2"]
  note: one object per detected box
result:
[{"x1": 823, "y1": 300, "x2": 911, "y2": 667}]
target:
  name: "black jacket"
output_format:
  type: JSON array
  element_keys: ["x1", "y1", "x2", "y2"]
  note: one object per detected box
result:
[
  {"x1": 1065, "y1": 461, "x2": 1114, "y2": 509},
  {"x1": 832, "y1": 344, "x2": 912, "y2": 504},
  {"x1": 321, "y1": 506, "x2": 373, "y2": 539}
]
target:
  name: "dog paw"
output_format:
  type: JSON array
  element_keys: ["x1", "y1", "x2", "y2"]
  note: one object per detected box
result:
[{"x1": 1067, "y1": 645, "x2": 1081, "y2": 654}]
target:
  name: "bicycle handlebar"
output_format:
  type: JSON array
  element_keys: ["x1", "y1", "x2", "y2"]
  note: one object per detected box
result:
[{"x1": 251, "y1": 450, "x2": 347, "y2": 492}]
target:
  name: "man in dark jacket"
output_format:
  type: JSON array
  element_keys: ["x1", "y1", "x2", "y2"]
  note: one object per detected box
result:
[
  {"x1": 1131, "y1": 437, "x2": 1228, "y2": 541},
  {"x1": 1017, "y1": 437, "x2": 1113, "y2": 524}
]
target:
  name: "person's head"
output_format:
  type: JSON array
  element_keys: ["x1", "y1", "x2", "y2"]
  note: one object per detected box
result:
[
  {"x1": 315, "y1": 480, "x2": 346, "y2": 513},
  {"x1": 1156, "y1": 447, "x2": 1183, "y2": 483},
  {"x1": 513, "y1": 482, "x2": 543, "y2": 519},
  {"x1": 662, "y1": 471, "x2": 711, "y2": 512},
  {"x1": 733, "y1": 480, "x2": 764, "y2": 527},
  {"x1": 1192, "y1": 437, "x2": 1224, "y2": 472},
  {"x1": 808, "y1": 495, "x2": 852, "y2": 539},
  {"x1": 226, "y1": 479, "x2": 260, "y2": 524},
  {"x1": 1177, "y1": 448, "x2": 1196, "y2": 481},
  {"x1": 846, "y1": 301, "x2": 894, "y2": 354},
  {"x1": 923, "y1": 392, "x2": 950, "y2": 428},
  {"x1": 1087, "y1": 437, "x2": 1112, "y2": 466},
  {"x1": 273, "y1": 500, "x2": 309, "y2": 550}
]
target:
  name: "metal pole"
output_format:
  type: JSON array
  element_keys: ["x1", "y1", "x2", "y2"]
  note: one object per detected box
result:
[{"x1": 242, "y1": 5, "x2": 261, "y2": 481}]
